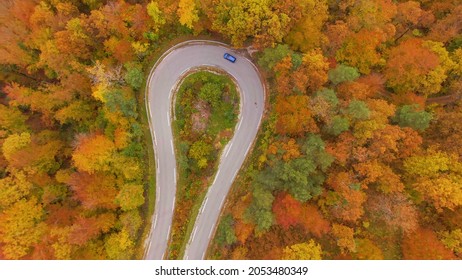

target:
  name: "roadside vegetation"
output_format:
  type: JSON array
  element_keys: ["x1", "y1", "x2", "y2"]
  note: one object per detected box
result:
[{"x1": 168, "y1": 71, "x2": 239, "y2": 259}]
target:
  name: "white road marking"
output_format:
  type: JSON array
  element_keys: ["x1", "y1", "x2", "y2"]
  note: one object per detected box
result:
[
  {"x1": 224, "y1": 143, "x2": 232, "y2": 158},
  {"x1": 192, "y1": 227, "x2": 198, "y2": 240},
  {"x1": 208, "y1": 227, "x2": 214, "y2": 239},
  {"x1": 199, "y1": 199, "x2": 206, "y2": 214},
  {"x1": 203, "y1": 197, "x2": 208, "y2": 209},
  {"x1": 147, "y1": 241, "x2": 152, "y2": 253},
  {"x1": 237, "y1": 120, "x2": 242, "y2": 130},
  {"x1": 171, "y1": 139, "x2": 174, "y2": 154}
]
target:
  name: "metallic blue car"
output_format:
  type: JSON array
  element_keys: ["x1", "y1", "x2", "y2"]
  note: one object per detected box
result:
[{"x1": 223, "y1": 53, "x2": 237, "y2": 63}]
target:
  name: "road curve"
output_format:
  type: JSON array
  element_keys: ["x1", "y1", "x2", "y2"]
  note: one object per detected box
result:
[{"x1": 144, "y1": 41, "x2": 265, "y2": 260}]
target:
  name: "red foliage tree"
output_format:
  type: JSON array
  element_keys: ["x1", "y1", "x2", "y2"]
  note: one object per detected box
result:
[
  {"x1": 273, "y1": 192, "x2": 303, "y2": 230},
  {"x1": 68, "y1": 172, "x2": 118, "y2": 210}
]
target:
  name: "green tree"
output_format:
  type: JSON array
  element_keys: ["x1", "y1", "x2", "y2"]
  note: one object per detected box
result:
[
  {"x1": 394, "y1": 104, "x2": 433, "y2": 132},
  {"x1": 104, "y1": 88, "x2": 138, "y2": 118},
  {"x1": 188, "y1": 140, "x2": 212, "y2": 161},
  {"x1": 302, "y1": 134, "x2": 334, "y2": 172},
  {"x1": 258, "y1": 44, "x2": 292, "y2": 70},
  {"x1": 256, "y1": 135, "x2": 333, "y2": 202},
  {"x1": 347, "y1": 100, "x2": 371, "y2": 121},
  {"x1": 326, "y1": 116, "x2": 350, "y2": 136},
  {"x1": 216, "y1": 214, "x2": 237, "y2": 246},
  {"x1": 346, "y1": 100, "x2": 371, "y2": 121},
  {"x1": 124, "y1": 63, "x2": 144, "y2": 90},
  {"x1": 245, "y1": 185, "x2": 274, "y2": 232},
  {"x1": 316, "y1": 88, "x2": 339, "y2": 107},
  {"x1": 199, "y1": 83, "x2": 222, "y2": 107},
  {"x1": 282, "y1": 158, "x2": 323, "y2": 202},
  {"x1": 328, "y1": 64, "x2": 360, "y2": 85}
]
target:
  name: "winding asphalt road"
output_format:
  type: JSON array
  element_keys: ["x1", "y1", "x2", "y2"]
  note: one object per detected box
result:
[{"x1": 144, "y1": 41, "x2": 265, "y2": 260}]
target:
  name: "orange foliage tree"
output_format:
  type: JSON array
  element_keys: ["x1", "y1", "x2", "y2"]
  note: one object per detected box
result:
[
  {"x1": 402, "y1": 228, "x2": 456, "y2": 260},
  {"x1": 275, "y1": 95, "x2": 318, "y2": 136},
  {"x1": 72, "y1": 134, "x2": 116, "y2": 174}
]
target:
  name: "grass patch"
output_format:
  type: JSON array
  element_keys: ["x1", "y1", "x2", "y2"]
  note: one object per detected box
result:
[{"x1": 167, "y1": 71, "x2": 239, "y2": 259}]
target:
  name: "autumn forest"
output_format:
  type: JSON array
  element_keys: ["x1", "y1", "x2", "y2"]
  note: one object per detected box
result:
[{"x1": 1, "y1": 0, "x2": 462, "y2": 260}]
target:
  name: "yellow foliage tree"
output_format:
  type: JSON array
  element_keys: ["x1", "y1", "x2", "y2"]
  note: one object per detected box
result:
[
  {"x1": 354, "y1": 238, "x2": 383, "y2": 260},
  {"x1": 284, "y1": 0, "x2": 328, "y2": 52},
  {"x1": 0, "y1": 169, "x2": 33, "y2": 209},
  {"x1": 116, "y1": 184, "x2": 145, "y2": 211},
  {"x1": 0, "y1": 198, "x2": 45, "y2": 259},
  {"x1": 404, "y1": 149, "x2": 462, "y2": 211},
  {"x1": 105, "y1": 229, "x2": 135, "y2": 260},
  {"x1": 147, "y1": 1, "x2": 166, "y2": 32},
  {"x1": 212, "y1": 0, "x2": 291, "y2": 47},
  {"x1": 72, "y1": 134, "x2": 116, "y2": 174},
  {"x1": 2, "y1": 132, "x2": 31, "y2": 161},
  {"x1": 282, "y1": 240, "x2": 322, "y2": 260},
  {"x1": 332, "y1": 223, "x2": 356, "y2": 254},
  {"x1": 177, "y1": 0, "x2": 199, "y2": 29},
  {"x1": 441, "y1": 229, "x2": 462, "y2": 256}
]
